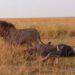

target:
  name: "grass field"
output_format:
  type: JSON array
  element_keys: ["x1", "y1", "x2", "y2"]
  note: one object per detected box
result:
[{"x1": 0, "y1": 18, "x2": 75, "y2": 75}]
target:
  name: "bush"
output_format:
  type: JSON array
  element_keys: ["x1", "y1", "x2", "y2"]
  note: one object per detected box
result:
[{"x1": 48, "y1": 30, "x2": 67, "y2": 38}]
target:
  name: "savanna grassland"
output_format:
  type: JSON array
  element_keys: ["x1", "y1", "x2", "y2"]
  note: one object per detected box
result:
[{"x1": 0, "y1": 17, "x2": 75, "y2": 75}]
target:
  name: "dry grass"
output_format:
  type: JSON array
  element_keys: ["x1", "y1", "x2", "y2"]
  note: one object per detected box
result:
[{"x1": 0, "y1": 18, "x2": 75, "y2": 75}]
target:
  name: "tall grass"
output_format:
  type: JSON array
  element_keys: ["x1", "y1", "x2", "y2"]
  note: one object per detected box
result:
[{"x1": 33, "y1": 24, "x2": 75, "y2": 38}]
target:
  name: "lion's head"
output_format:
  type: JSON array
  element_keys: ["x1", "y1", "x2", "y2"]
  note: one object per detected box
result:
[{"x1": 0, "y1": 21, "x2": 16, "y2": 36}]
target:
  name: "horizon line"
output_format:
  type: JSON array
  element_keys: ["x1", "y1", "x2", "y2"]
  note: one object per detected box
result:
[{"x1": 0, "y1": 16, "x2": 75, "y2": 19}]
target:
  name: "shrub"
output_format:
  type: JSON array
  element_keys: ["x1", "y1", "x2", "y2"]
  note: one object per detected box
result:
[{"x1": 48, "y1": 30, "x2": 67, "y2": 38}]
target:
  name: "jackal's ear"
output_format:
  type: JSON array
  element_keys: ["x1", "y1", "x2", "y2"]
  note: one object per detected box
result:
[{"x1": 48, "y1": 42, "x2": 51, "y2": 45}]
